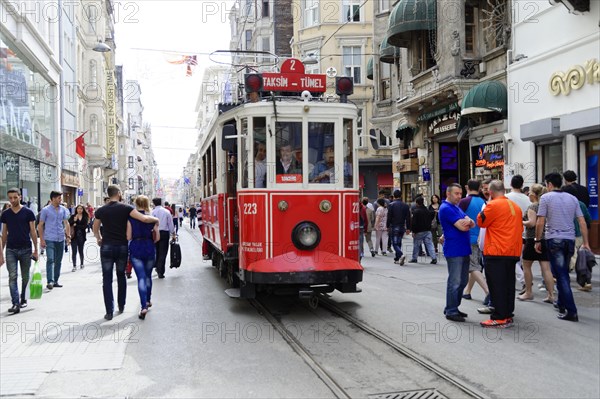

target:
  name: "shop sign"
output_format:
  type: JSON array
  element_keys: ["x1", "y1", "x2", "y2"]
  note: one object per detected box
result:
[
  {"x1": 416, "y1": 102, "x2": 459, "y2": 122},
  {"x1": 106, "y1": 71, "x2": 116, "y2": 156},
  {"x1": 61, "y1": 172, "x2": 80, "y2": 187},
  {"x1": 428, "y1": 111, "x2": 459, "y2": 135},
  {"x1": 550, "y1": 59, "x2": 600, "y2": 96},
  {"x1": 0, "y1": 62, "x2": 55, "y2": 164},
  {"x1": 0, "y1": 150, "x2": 19, "y2": 187},
  {"x1": 422, "y1": 167, "x2": 431, "y2": 181},
  {"x1": 474, "y1": 142, "x2": 504, "y2": 169}
]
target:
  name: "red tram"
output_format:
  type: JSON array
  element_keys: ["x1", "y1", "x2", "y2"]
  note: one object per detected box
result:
[{"x1": 199, "y1": 59, "x2": 363, "y2": 298}]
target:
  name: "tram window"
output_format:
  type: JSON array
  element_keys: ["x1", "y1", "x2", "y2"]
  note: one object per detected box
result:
[
  {"x1": 343, "y1": 118, "x2": 354, "y2": 188},
  {"x1": 275, "y1": 122, "x2": 303, "y2": 184},
  {"x1": 240, "y1": 118, "x2": 248, "y2": 189},
  {"x1": 308, "y1": 122, "x2": 339, "y2": 184},
  {"x1": 253, "y1": 117, "x2": 267, "y2": 188}
]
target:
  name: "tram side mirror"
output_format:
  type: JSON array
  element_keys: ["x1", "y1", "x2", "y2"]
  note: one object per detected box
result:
[
  {"x1": 222, "y1": 124, "x2": 237, "y2": 152},
  {"x1": 369, "y1": 129, "x2": 379, "y2": 151}
]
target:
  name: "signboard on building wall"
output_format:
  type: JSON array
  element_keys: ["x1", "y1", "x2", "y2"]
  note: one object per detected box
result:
[
  {"x1": 588, "y1": 154, "x2": 598, "y2": 220},
  {"x1": 106, "y1": 71, "x2": 116, "y2": 156},
  {"x1": 474, "y1": 142, "x2": 504, "y2": 169}
]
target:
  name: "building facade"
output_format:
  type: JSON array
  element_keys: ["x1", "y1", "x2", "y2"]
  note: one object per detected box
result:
[
  {"x1": 510, "y1": 0, "x2": 600, "y2": 250},
  {"x1": 0, "y1": 1, "x2": 62, "y2": 206},
  {"x1": 370, "y1": 0, "x2": 511, "y2": 201}
]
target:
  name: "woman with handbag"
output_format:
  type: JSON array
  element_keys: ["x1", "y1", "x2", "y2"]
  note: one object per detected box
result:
[
  {"x1": 69, "y1": 205, "x2": 89, "y2": 272},
  {"x1": 126, "y1": 195, "x2": 159, "y2": 320}
]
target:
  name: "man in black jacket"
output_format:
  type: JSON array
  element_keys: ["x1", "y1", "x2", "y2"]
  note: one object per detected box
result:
[
  {"x1": 563, "y1": 170, "x2": 590, "y2": 207},
  {"x1": 386, "y1": 190, "x2": 411, "y2": 265},
  {"x1": 409, "y1": 196, "x2": 438, "y2": 264}
]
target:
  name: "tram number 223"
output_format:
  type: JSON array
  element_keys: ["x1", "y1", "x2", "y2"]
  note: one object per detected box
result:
[
  {"x1": 243, "y1": 203, "x2": 258, "y2": 215},
  {"x1": 352, "y1": 203, "x2": 359, "y2": 213}
]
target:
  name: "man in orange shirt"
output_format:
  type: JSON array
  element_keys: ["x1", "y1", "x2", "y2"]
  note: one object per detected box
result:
[{"x1": 477, "y1": 180, "x2": 523, "y2": 328}]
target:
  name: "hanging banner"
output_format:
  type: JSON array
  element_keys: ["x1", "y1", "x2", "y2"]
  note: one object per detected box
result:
[{"x1": 106, "y1": 70, "x2": 116, "y2": 157}]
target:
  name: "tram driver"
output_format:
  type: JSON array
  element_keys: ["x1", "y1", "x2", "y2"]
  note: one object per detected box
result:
[{"x1": 275, "y1": 143, "x2": 300, "y2": 175}]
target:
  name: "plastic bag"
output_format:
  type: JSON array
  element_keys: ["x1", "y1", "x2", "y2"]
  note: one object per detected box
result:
[{"x1": 30, "y1": 261, "x2": 43, "y2": 299}]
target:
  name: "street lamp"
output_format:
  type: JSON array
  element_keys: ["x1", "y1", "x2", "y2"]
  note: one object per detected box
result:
[
  {"x1": 302, "y1": 53, "x2": 318, "y2": 65},
  {"x1": 93, "y1": 41, "x2": 112, "y2": 52}
]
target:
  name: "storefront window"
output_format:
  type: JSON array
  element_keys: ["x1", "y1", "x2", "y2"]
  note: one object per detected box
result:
[
  {"x1": 543, "y1": 144, "x2": 563, "y2": 175},
  {"x1": 0, "y1": 35, "x2": 58, "y2": 166}
]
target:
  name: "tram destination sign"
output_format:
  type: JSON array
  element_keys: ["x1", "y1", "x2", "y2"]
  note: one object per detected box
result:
[{"x1": 262, "y1": 72, "x2": 327, "y2": 92}]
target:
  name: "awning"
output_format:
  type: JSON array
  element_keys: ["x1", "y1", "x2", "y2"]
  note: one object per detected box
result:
[
  {"x1": 359, "y1": 174, "x2": 365, "y2": 189},
  {"x1": 461, "y1": 81, "x2": 508, "y2": 118},
  {"x1": 367, "y1": 57, "x2": 374, "y2": 80},
  {"x1": 457, "y1": 81, "x2": 508, "y2": 142},
  {"x1": 395, "y1": 124, "x2": 417, "y2": 139},
  {"x1": 387, "y1": 0, "x2": 437, "y2": 48},
  {"x1": 377, "y1": 173, "x2": 393, "y2": 187},
  {"x1": 379, "y1": 36, "x2": 399, "y2": 64}
]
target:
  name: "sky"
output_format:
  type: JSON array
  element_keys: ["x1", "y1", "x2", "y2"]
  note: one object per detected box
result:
[{"x1": 115, "y1": 1, "x2": 234, "y2": 178}]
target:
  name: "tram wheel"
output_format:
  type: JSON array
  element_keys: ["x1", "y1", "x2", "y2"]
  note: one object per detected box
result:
[
  {"x1": 218, "y1": 256, "x2": 227, "y2": 278},
  {"x1": 226, "y1": 262, "x2": 240, "y2": 288},
  {"x1": 308, "y1": 295, "x2": 319, "y2": 310}
]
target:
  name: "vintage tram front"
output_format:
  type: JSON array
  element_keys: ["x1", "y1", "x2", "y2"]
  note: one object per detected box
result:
[{"x1": 200, "y1": 59, "x2": 363, "y2": 298}]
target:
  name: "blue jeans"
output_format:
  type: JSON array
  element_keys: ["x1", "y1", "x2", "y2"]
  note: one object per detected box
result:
[
  {"x1": 45, "y1": 240, "x2": 65, "y2": 284},
  {"x1": 5, "y1": 248, "x2": 32, "y2": 305},
  {"x1": 131, "y1": 256, "x2": 155, "y2": 310},
  {"x1": 444, "y1": 256, "x2": 470, "y2": 316},
  {"x1": 546, "y1": 238, "x2": 577, "y2": 315},
  {"x1": 100, "y1": 244, "x2": 129, "y2": 315},
  {"x1": 359, "y1": 227, "x2": 365, "y2": 258},
  {"x1": 412, "y1": 231, "x2": 437, "y2": 261},
  {"x1": 391, "y1": 227, "x2": 405, "y2": 261}
]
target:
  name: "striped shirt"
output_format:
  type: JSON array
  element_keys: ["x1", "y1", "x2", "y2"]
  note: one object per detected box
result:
[{"x1": 537, "y1": 191, "x2": 583, "y2": 240}]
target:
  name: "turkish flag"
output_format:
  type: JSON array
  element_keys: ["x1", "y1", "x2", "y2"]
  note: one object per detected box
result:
[{"x1": 75, "y1": 132, "x2": 87, "y2": 158}]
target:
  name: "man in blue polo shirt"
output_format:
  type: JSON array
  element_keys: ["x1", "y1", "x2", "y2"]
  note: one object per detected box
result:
[
  {"x1": 1, "y1": 188, "x2": 39, "y2": 314},
  {"x1": 38, "y1": 191, "x2": 71, "y2": 289},
  {"x1": 439, "y1": 183, "x2": 475, "y2": 322}
]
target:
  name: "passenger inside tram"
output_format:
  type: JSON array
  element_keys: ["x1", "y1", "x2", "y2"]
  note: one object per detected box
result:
[
  {"x1": 254, "y1": 141, "x2": 267, "y2": 188},
  {"x1": 310, "y1": 146, "x2": 352, "y2": 184}
]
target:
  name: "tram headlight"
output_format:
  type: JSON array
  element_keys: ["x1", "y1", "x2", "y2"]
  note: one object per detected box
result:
[{"x1": 291, "y1": 221, "x2": 321, "y2": 251}]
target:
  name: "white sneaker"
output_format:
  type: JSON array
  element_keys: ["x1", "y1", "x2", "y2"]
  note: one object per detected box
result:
[{"x1": 399, "y1": 255, "x2": 406, "y2": 266}]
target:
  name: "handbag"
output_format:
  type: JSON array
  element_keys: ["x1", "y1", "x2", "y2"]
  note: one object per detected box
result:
[
  {"x1": 30, "y1": 261, "x2": 43, "y2": 299},
  {"x1": 170, "y1": 236, "x2": 182, "y2": 268}
]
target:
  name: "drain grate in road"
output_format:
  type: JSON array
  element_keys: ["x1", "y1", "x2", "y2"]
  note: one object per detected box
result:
[{"x1": 368, "y1": 389, "x2": 448, "y2": 399}]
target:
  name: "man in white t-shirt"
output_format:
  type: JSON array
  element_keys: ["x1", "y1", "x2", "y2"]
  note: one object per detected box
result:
[
  {"x1": 506, "y1": 175, "x2": 531, "y2": 214},
  {"x1": 505, "y1": 174, "x2": 531, "y2": 293}
]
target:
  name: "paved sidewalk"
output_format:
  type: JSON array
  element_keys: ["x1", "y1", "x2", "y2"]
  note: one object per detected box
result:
[{"x1": 1, "y1": 239, "x2": 128, "y2": 396}]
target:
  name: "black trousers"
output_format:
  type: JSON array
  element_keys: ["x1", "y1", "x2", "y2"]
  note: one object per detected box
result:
[
  {"x1": 484, "y1": 256, "x2": 517, "y2": 320},
  {"x1": 71, "y1": 236, "x2": 85, "y2": 266},
  {"x1": 154, "y1": 231, "x2": 170, "y2": 277}
]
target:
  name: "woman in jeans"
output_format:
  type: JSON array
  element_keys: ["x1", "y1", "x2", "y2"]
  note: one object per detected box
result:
[
  {"x1": 69, "y1": 205, "x2": 89, "y2": 271},
  {"x1": 126, "y1": 195, "x2": 159, "y2": 319}
]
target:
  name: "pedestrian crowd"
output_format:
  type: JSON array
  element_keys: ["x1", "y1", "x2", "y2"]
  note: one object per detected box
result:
[
  {"x1": 1, "y1": 185, "x2": 201, "y2": 321},
  {"x1": 358, "y1": 170, "x2": 595, "y2": 328}
]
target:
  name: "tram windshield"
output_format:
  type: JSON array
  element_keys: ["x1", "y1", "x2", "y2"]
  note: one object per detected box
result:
[{"x1": 274, "y1": 121, "x2": 303, "y2": 183}]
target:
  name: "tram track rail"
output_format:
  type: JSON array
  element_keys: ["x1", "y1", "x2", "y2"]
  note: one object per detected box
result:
[
  {"x1": 316, "y1": 295, "x2": 489, "y2": 399},
  {"x1": 189, "y1": 228, "x2": 488, "y2": 399}
]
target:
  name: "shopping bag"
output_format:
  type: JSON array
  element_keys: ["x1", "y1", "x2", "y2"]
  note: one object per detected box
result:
[
  {"x1": 170, "y1": 236, "x2": 182, "y2": 268},
  {"x1": 30, "y1": 261, "x2": 43, "y2": 299}
]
